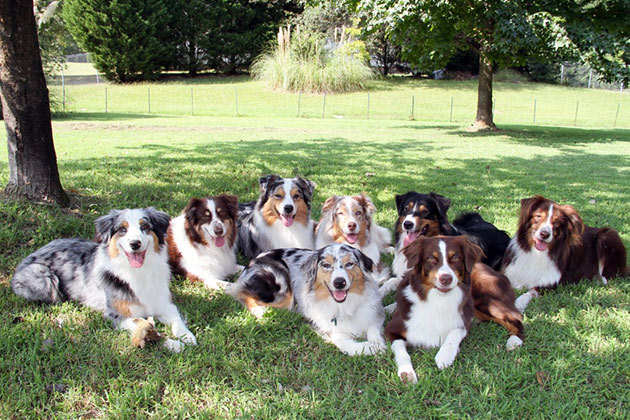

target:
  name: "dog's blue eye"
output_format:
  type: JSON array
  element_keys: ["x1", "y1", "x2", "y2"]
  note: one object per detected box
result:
[
  {"x1": 274, "y1": 194, "x2": 282, "y2": 199},
  {"x1": 345, "y1": 262, "x2": 355, "y2": 269},
  {"x1": 355, "y1": 211, "x2": 362, "y2": 216},
  {"x1": 118, "y1": 227, "x2": 127, "y2": 235}
]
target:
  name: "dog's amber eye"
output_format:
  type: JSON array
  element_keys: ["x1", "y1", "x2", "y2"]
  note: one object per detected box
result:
[
  {"x1": 319, "y1": 261, "x2": 332, "y2": 270},
  {"x1": 293, "y1": 194, "x2": 300, "y2": 200},
  {"x1": 426, "y1": 256, "x2": 437, "y2": 264},
  {"x1": 141, "y1": 224, "x2": 151, "y2": 232},
  {"x1": 451, "y1": 255, "x2": 460, "y2": 262}
]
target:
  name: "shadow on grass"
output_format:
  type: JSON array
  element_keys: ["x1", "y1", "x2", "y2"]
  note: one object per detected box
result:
[
  {"x1": 53, "y1": 112, "x2": 169, "y2": 122},
  {"x1": 448, "y1": 124, "x2": 630, "y2": 147}
]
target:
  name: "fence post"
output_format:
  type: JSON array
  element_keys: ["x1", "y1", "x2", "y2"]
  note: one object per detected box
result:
[
  {"x1": 449, "y1": 96, "x2": 453, "y2": 122},
  {"x1": 574, "y1": 101, "x2": 579, "y2": 126},
  {"x1": 560, "y1": 64, "x2": 564, "y2": 84},
  {"x1": 61, "y1": 70, "x2": 65, "y2": 112},
  {"x1": 105, "y1": 87, "x2": 108, "y2": 113},
  {"x1": 322, "y1": 93, "x2": 326, "y2": 119},
  {"x1": 235, "y1": 87, "x2": 238, "y2": 116},
  {"x1": 367, "y1": 93, "x2": 370, "y2": 120},
  {"x1": 191, "y1": 87, "x2": 194, "y2": 115},
  {"x1": 614, "y1": 103, "x2": 621, "y2": 128},
  {"x1": 96, "y1": 72, "x2": 99, "y2": 84},
  {"x1": 147, "y1": 87, "x2": 151, "y2": 114},
  {"x1": 297, "y1": 92, "x2": 301, "y2": 117},
  {"x1": 621, "y1": 82, "x2": 624, "y2": 93},
  {"x1": 411, "y1": 95, "x2": 415, "y2": 119},
  {"x1": 588, "y1": 69, "x2": 593, "y2": 89},
  {"x1": 533, "y1": 98, "x2": 537, "y2": 124}
]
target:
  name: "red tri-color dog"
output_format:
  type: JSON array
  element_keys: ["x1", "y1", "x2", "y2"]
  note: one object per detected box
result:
[
  {"x1": 386, "y1": 236, "x2": 523, "y2": 383},
  {"x1": 502, "y1": 196, "x2": 628, "y2": 313}
]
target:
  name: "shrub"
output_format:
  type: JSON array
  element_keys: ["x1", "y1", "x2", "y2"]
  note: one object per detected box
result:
[
  {"x1": 63, "y1": 0, "x2": 173, "y2": 82},
  {"x1": 251, "y1": 26, "x2": 374, "y2": 93}
]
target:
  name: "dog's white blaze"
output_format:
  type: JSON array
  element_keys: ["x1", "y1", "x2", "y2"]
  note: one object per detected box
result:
[
  {"x1": 403, "y1": 284, "x2": 465, "y2": 348},
  {"x1": 436, "y1": 240, "x2": 458, "y2": 287},
  {"x1": 117, "y1": 209, "x2": 154, "y2": 254},
  {"x1": 503, "y1": 237, "x2": 562, "y2": 289},
  {"x1": 535, "y1": 203, "x2": 554, "y2": 242},
  {"x1": 341, "y1": 197, "x2": 359, "y2": 234},
  {"x1": 280, "y1": 179, "x2": 297, "y2": 216}
]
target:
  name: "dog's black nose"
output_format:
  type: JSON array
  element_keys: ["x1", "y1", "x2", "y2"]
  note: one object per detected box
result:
[
  {"x1": 439, "y1": 274, "x2": 452, "y2": 286},
  {"x1": 129, "y1": 240, "x2": 142, "y2": 251},
  {"x1": 333, "y1": 277, "x2": 346, "y2": 290},
  {"x1": 284, "y1": 204, "x2": 294, "y2": 214},
  {"x1": 539, "y1": 230, "x2": 550, "y2": 240},
  {"x1": 403, "y1": 220, "x2": 414, "y2": 230}
]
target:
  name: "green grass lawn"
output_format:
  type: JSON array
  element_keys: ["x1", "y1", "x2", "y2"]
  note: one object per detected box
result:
[
  {"x1": 1, "y1": 88, "x2": 630, "y2": 417},
  {"x1": 52, "y1": 75, "x2": 630, "y2": 129}
]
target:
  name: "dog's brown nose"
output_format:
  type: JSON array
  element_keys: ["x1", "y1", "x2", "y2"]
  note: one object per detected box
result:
[
  {"x1": 347, "y1": 222, "x2": 357, "y2": 231},
  {"x1": 539, "y1": 231, "x2": 550, "y2": 240},
  {"x1": 439, "y1": 274, "x2": 452, "y2": 286}
]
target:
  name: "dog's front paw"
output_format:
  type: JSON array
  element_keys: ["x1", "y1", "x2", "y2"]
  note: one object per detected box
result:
[
  {"x1": 179, "y1": 331, "x2": 197, "y2": 346},
  {"x1": 249, "y1": 306, "x2": 268, "y2": 319},
  {"x1": 506, "y1": 335, "x2": 523, "y2": 351},
  {"x1": 435, "y1": 347, "x2": 457, "y2": 369},
  {"x1": 163, "y1": 338, "x2": 185, "y2": 353},
  {"x1": 398, "y1": 367, "x2": 418, "y2": 384}
]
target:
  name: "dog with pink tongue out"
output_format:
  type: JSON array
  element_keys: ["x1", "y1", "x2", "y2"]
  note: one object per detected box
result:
[{"x1": 167, "y1": 195, "x2": 243, "y2": 290}]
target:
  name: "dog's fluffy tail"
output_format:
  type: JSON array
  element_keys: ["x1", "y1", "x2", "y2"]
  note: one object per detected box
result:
[{"x1": 12, "y1": 263, "x2": 65, "y2": 304}]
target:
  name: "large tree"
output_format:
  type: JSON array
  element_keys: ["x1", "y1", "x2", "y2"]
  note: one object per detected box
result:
[
  {"x1": 356, "y1": 0, "x2": 630, "y2": 129},
  {"x1": 0, "y1": 0, "x2": 67, "y2": 205}
]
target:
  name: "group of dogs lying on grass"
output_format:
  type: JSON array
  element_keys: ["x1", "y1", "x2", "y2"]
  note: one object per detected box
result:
[{"x1": 11, "y1": 175, "x2": 628, "y2": 383}]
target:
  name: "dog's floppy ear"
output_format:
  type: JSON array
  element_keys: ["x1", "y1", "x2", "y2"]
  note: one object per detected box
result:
[
  {"x1": 429, "y1": 192, "x2": 452, "y2": 233},
  {"x1": 94, "y1": 209, "x2": 121, "y2": 244},
  {"x1": 559, "y1": 204, "x2": 584, "y2": 247},
  {"x1": 183, "y1": 198, "x2": 205, "y2": 243},
  {"x1": 218, "y1": 194, "x2": 239, "y2": 220},
  {"x1": 259, "y1": 174, "x2": 280, "y2": 192},
  {"x1": 358, "y1": 193, "x2": 376, "y2": 217},
  {"x1": 459, "y1": 236, "x2": 484, "y2": 274},
  {"x1": 300, "y1": 251, "x2": 320, "y2": 285},
  {"x1": 403, "y1": 236, "x2": 426, "y2": 270},
  {"x1": 429, "y1": 192, "x2": 451, "y2": 214},
  {"x1": 321, "y1": 195, "x2": 339, "y2": 214},
  {"x1": 296, "y1": 176, "x2": 316, "y2": 202},
  {"x1": 395, "y1": 192, "x2": 413, "y2": 215},
  {"x1": 351, "y1": 247, "x2": 374, "y2": 273},
  {"x1": 145, "y1": 207, "x2": 171, "y2": 244}
]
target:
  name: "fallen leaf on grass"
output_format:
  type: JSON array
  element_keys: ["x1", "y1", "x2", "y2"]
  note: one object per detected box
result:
[{"x1": 536, "y1": 371, "x2": 549, "y2": 388}]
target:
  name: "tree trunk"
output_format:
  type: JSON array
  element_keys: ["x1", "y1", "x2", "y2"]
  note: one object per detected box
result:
[
  {"x1": 0, "y1": 0, "x2": 68, "y2": 205},
  {"x1": 473, "y1": 52, "x2": 496, "y2": 130}
]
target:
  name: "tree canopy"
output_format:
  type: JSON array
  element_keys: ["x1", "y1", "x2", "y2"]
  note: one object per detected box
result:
[{"x1": 356, "y1": 0, "x2": 630, "y2": 128}]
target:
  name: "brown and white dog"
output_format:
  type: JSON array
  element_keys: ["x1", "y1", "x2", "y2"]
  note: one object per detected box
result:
[
  {"x1": 167, "y1": 195, "x2": 242, "y2": 290},
  {"x1": 386, "y1": 236, "x2": 523, "y2": 383},
  {"x1": 502, "y1": 195, "x2": 628, "y2": 313},
  {"x1": 237, "y1": 175, "x2": 316, "y2": 259},
  {"x1": 315, "y1": 194, "x2": 393, "y2": 279},
  {"x1": 229, "y1": 244, "x2": 386, "y2": 355}
]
